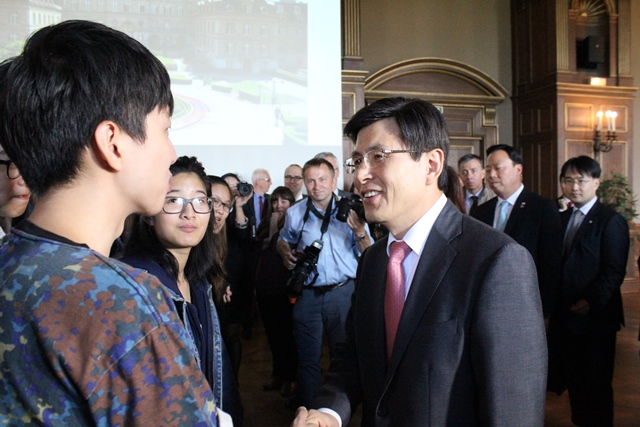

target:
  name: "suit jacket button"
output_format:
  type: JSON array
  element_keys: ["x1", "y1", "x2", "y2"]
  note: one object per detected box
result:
[{"x1": 377, "y1": 405, "x2": 389, "y2": 417}]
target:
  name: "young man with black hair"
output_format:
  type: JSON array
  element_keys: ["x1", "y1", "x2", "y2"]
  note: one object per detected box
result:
[
  {"x1": 551, "y1": 156, "x2": 628, "y2": 427},
  {"x1": 0, "y1": 20, "x2": 226, "y2": 425}
]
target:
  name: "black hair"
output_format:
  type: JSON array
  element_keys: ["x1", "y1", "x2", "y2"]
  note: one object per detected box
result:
[
  {"x1": 457, "y1": 153, "x2": 484, "y2": 168},
  {"x1": 444, "y1": 166, "x2": 466, "y2": 213},
  {"x1": 486, "y1": 144, "x2": 523, "y2": 165},
  {"x1": 207, "y1": 175, "x2": 232, "y2": 194},
  {"x1": 270, "y1": 186, "x2": 296, "y2": 207},
  {"x1": 221, "y1": 172, "x2": 242, "y2": 182},
  {"x1": 0, "y1": 20, "x2": 174, "y2": 197},
  {"x1": 560, "y1": 156, "x2": 601, "y2": 179},
  {"x1": 123, "y1": 156, "x2": 215, "y2": 288},
  {"x1": 206, "y1": 175, "x2": 231, "y2": 303},
  {"x1": 302, "y1": 158, "x2": 335, "y2": 178},
  {"x1": 343, "y1": 97, "x2": 450, "y2": 190}
]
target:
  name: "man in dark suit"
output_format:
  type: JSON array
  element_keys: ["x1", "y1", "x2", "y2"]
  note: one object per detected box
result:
[
  {"x1": 551, "y1": 156, "x2": 628, "y2": 427},
  {"x1": 293, "y1": 98, "x2": 547, "y2": 426},
  {"x1": 249, "y1": 168, "x2": 272, "y2": 234},
  {"x1": 472, "y1": 144, "x2": 562, "y2": 319}
]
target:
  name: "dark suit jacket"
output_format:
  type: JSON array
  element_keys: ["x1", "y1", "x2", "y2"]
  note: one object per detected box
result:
[
  {"x1": 243, "y1": 193, "x2": 270, "y2": 239},
  {"x1": 472, "y1": 187, "x2": 562, "y2": 317},
  {"x1": 315, "y1": 201, "x2": 547, "y2": 426},
  {"x1": 558, "y1": 200, "x2": 628, "y2": 334}
]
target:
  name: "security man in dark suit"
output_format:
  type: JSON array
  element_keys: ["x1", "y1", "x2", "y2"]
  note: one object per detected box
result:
[
  {"x1": 551, "y1": 156, "x2": 628, "y2": 427},
  {"x1": 472, "y1": 144, "x2": 562, "y2": 319}
]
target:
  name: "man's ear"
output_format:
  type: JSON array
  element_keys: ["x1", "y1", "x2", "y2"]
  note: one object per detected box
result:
[
  {"x1": 424, "y1": 149, "x2": 445, "y2": 186},
  {"x1": 515, "y1": 163, "x2": 523, "y2": 176},
  {"x1": 92, "y1": 120, "x2": 126, "y2": 172}
]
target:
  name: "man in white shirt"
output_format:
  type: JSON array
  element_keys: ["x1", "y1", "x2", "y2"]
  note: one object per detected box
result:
[
  {"x1": 284, "y1": 164, "x2": 305, "y2": 202},
  {"x1": 293, "y1": 97, "x2": 547, "y2": 426},
  {"x1": 472, "y1": 144, "x2": 562, "y2": 319},
  {"x1": 550, "y1": 156, "x2": 628, "y2": 427},
  {"x1": 457, "y1": 153, "x2": 494, "y2": 215}
]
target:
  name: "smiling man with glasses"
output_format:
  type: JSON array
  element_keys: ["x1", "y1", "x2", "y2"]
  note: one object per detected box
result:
[
  {"x1": 284, "y1": 164, "x2": 305, "y2": 202},
  {"x1": 293, "y1": 97, "x2": 547, "y2": 427}
]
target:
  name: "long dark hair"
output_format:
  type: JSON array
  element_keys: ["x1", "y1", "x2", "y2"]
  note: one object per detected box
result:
[
  {"x1": 207, "y1": 175, "x2": 231, "y2": 303},
  {"x1": 123, "y1": 156, "x2": 215, "y2": 287},
  {"x1": 444, "y1": 165, "x2": 466, "y2": 214}
]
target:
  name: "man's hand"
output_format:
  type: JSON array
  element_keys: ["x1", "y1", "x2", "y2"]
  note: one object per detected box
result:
[
  {"x1": 570, "y1": 299, "x2": 590, "y2": 315},
  {"x1": 222, "y1": 285, "x2": 232, "y2": 303},
  {"x1": 277, "y1": 239, "x2": 298, "y2": 270},
  {"x1": 235, "y1": 192, "x2": 252, "y2": 208},
  {"x1": 291, "y1": 407, "x2": 340, "y2": 427},
  {"x1": 346, "y1": 210, "x2": 365, "y2": 236}
]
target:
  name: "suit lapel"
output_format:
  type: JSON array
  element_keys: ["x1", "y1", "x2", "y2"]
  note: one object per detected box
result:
[
  {"x1": 504, "y1": 188, "x2": 529, "y2": 234},
  {"x1": 384, "y1": 202, "x2": 461, "y2": 380},
  {"x1": 569, "y1": 201, "x2": 601, "y2": 251},
  {"x1": 477, "y1": 197, "x2": 497, "y2": 226}
]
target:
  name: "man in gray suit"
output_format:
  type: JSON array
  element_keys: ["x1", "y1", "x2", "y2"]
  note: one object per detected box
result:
[{"x1": 293, "y1": 97, "x2": 547, "y2": 426}]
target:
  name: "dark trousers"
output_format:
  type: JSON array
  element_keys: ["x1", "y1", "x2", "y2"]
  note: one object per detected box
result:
[
  {"x1": 256, "y1": 291, "x2": 298, "y2": 382},
  {"x1": 563, "y1": 323, "x2": 617, "y2": 427}
]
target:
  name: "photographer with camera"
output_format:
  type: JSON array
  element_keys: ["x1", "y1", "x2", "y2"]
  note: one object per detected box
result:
[
  {"x1": 277, "y1": 158, "x2": 372, "y2": 408},
  {"x1": 220, "y1": 172, "x2": 258, "y2": 383}
]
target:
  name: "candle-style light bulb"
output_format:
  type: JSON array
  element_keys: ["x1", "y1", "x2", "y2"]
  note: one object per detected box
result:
[
  {"x1": 596, "y1": 110, "x2": 603, "y2": 131},
  {"x1": 605, "y1": 110, "x2": 612, "y2": 131},
  {"x1": 611, "y1": 111, "x2": 617, "y2": 132}
]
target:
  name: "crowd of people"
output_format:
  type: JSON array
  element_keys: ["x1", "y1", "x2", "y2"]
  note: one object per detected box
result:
[{"x1": 0, "y1": 20, "x2": 637, "y2": 427}]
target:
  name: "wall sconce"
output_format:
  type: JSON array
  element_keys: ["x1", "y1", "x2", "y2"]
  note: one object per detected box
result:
[{"x1": 593, "y1": 110, "x2": 616, "y2": 154}]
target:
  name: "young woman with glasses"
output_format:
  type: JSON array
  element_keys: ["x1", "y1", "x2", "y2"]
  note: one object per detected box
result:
[{"x1": 120, "y1": 156, "x2": 242, "y2": 426}]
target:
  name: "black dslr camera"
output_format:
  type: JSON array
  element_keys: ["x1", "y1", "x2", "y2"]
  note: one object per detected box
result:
[
  {"x1": 237, "y1": 182, "x2": 253, "y2": 197},
  {"x1": 336, "y1": 194, "x2": 366, "y2": 222},
  {"x1": 285, "y1": 239, "x2": 323, "y2": 298}
]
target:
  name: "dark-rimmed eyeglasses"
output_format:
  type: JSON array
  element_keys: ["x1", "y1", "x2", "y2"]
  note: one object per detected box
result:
[
  {"x1": 343, "y1": 149, "x2": 421, "y2": 174},
  {"x1": 163, "y1": 196, "x2": 213, "y2": 214},
  {"x1": 212, "y1": 196, "x2": 234, "y2": 213},
  {"x1": 0, "y1": 159, "x2": 21, "y2": 180},
  {"x1": 561, "y1": 178, "x2": 593, "y2": 187},
  {"x1": 284, "y1": 175, "x2": 302, "y2": 182}
]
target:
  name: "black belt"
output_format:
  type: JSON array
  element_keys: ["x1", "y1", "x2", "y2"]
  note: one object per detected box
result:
[{"x1": 304, "y1": 278, "x2": 352, "y2": 294}]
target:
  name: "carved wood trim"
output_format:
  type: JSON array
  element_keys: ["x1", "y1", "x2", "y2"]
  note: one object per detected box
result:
[{"x1": 364, "y1": 57, "x2": 508, "y2": 106}]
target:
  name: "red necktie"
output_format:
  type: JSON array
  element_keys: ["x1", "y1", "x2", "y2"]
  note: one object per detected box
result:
[{"x1": 385, "y1": 241, "x2": 411, "y2": 360}]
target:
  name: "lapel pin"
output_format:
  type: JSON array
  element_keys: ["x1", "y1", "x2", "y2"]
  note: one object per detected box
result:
[{"x1": 520, "y1": 202, "x2": 526, "y2": 208}]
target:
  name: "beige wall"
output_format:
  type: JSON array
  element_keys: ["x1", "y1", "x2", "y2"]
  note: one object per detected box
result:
[
  {"x1": 361, "y1": 0, "x2": 640, "y2": 212},
  {"x1": 360, "y1": 0, "x2": 513, "y2": 145}
]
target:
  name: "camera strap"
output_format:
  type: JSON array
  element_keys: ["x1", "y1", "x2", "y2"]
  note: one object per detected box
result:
[{"x1": 295, "y1": 194, "x2": 336, "y2": 250}]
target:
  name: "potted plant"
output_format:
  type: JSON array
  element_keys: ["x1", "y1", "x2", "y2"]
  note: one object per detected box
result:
[{"x1": 597, "y1": 173, "x2": 638, "y2": 222}]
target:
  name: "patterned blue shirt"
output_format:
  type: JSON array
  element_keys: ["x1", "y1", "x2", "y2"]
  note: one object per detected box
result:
[{"x1": 0, "y1": 227, "x2": 219, "y2": 426}]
